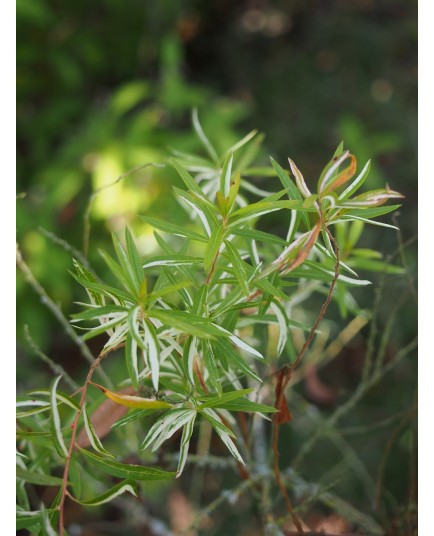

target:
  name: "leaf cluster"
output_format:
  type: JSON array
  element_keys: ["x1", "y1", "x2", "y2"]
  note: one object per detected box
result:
[{"x1": 16, "y1": 115, "x2": 403, "y2": 534}]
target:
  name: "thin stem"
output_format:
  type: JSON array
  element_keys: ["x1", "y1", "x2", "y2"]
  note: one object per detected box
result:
[
  {"x1": 23, "y1": 326, "x2": 79, "y2": 391},
  {"x1": 57, "y1": 345, "x2": 115, "y2": 535},
  {"x1": 292, "y1": 336, "x2": 418, "y2": 468},
  {"x1": 270, "y1": 216, "x2": 341, "y2": 534},
  {"x1": 16, "y1": 243, "x2": 112, "y2": 386}
]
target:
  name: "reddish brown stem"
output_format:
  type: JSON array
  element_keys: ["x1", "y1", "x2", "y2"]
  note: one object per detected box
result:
[
  {"x1": 271, "y1": 219, "x2": 341, "y2": 534},
  {"x1": 57, "y1": 345, "x2": 116, "y2": 535}
]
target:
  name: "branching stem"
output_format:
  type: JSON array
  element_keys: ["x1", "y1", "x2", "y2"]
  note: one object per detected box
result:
[
  {"x1": 271, "y1": 215, "x2": 341, "y2": 533},
  {"x1": 57, "y1": 345, "x2": 118, "y2": 535}
]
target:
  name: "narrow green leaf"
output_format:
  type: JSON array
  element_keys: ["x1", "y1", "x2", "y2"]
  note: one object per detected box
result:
[
  {"x1": 270, "y1": 299, "x2": 289, "y2": 357},
  {"x1": 236, "y1": 132, "x2": 265, "y2": 170},
  {"x1": 151, "y1": 309, "x2": 224, "y2": 338},
  {"x1": 72, "y1": 258, "x2": 104, "y2": 306},
  {"x1": 204, "y1": 224, "x2": 224, "y2": 272},
  {"x1": 69, "y1": 480, "x2": 138, "y2": 506},
  {"x1": 16, "y1": 467, "x2": 65, "y2": 487},
  {"x1": 183, "y1": 336, "x2": 197, "y2": 385},
  {"x1": 140, "y1": 215, "x2": 208, "y2": 242},
  {"x1": 69, "y1": 270, "x2": 134, "y2": 303},
  {"x1": 199, "y1": 408, "x2": 235, "y2": 437},
  {"x1": 334, "y1": 215, "x2": 399, "y2": 230},
  {"x1": 347, "y1": 258, "x2": 405, "y2": 274},
  {"x1": 215, "y1": 325, "x2": 264, "y2": 359},
  {"x1": 174, "y1": 187, "x2": 218, "y2": 235},
  {"x1": 339, "y1": 204, "x2": 402, "y2": 219},
  {"x1": 191, "y1": 284, "x2": 209, "y2": 315},
  {"x1": 143, "y1": 255, "x2": 203, "y2": 269},
  {"x1": 71, "y1": 304, "x2": 128, "y2": 322},
  {"x1": 211, "y1": 287, "x2": 244, "y2": 318},
  {"x1": 254, "y1": 276, "x2": 287, "y2": 300},
  {"x1": 224, "y1": 239, "x2": 250, "y2": 296},
  {"x1": 339, "y1": 159, "x2": 371, "y2": 200},
  {"x1": 27, "y1": 390, "x2": 80, "y2": 411},
  {"x1": 143, "y1": 319, "x2": 160, "y2": 391},
  {"x1": 203, "y1": 340, "x2": 222, "y2": 395},
  {"x1": 199, "y1": 388, "x2": 253, "y2": 409},
  {"x1": 111, "y1": 408, "x2": 154, "y2": 429},
  {"x1": 78, "y1": 447, "x2": 176, "y2": 480},
  {"x1": 82, "y1": 403, "x2": 115, "y2": 458},
  {"x1": 212, "y1": 398, "x2": 278, "y2": 413},
  {"x1": 125, "y1": 332, "x2": 139, "y2": 389},
  {"x1": 231, "y1": 227, "x2": 287, "y2": 246},
  {"x1": 16, "y1": 509, "x2": 51, "y2": 530},
  {"x1": 162, "y1": 266, "x2": 195, "y2": 304},
  {"x1": 125, "y1": 227, "x2": 145, "y2": 290},
  {"x1": 40, "y1": 503, "x2": 58, "y2": 536},
  {"x1": 270, "y1": 157, "x2": 302, "y2": 200},
  {"x1": 142, "y1": 409, "x2": 196, "y2": 451},
  {"x1": 112, "y1": 232, "x2": 139, "y2": 293},
  {"x1": 214, "y1": 339, "x2": 261, "y2": 382},
  {"x1": 128, "y1": 306, "x2": 146, "y2": 350},
  {"x1": 171, "y1": 157, "x2": 203, "y2": 194},
  {"x1": 220, "y1": 153, "x2": 234, "y2": 197},
  {"x1": 229, "y1": 199, "x2": 302, "y2": 227},
  {"x1": 192, "y1": 108, "x2": 219, "y2": 163},
  {"x1": 177, "y1": 412, "x2": 196, "y2": 477},
  {"x1": 98, "y1": 249, "x2": 133, "y2": 294},
  {"x1": 201, "y1": 409, "x2": 244, "y2": 463},
  {"x1": 50, "y1": 376, "x2": 68, "y2": 458},
  {"x1": 80, "y1": 314, "x2": 128, "y2": 342}
]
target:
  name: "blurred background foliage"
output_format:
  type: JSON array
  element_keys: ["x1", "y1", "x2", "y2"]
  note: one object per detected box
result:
[{"x1": 17, "y1": 1, "x2": 417, "y2": 534}]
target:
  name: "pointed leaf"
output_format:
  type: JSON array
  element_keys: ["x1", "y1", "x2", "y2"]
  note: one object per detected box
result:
[
  {"x1": 90, "y1": 382, "x2": 173, "y2": 409},
  {"x1": 220, "y1": 153, "x2": 234, "y2": 197},
  {"x1": 69, "y1": 480, "x2": 138, "y2": 506},
  {"x1": 171, "y1": 157, "x2": 203, "y2": 194},
  {"x1": 199, "y1": 388, "x2": 253, "y2": 409},
  {"x1": 81, "y1": 403, "x2": 115, "y2": 458},
  {"x1": 140, "y1": 215, "x2": 208, "y2": 242},
  {"x1": 176, "y1": 412, "x2": 196, "y2": 477},
  {"x1": 78, "y1": 447, "x2": 176, "y2": 480},
  {"x1": 16, "y1": 467, "x2": 65, "y2": 487},
  {"x1": 204, "y1": 224, "x2": 224, "y2": 272},
  {"x1": 143, "y1": 319, "x2": 160, "y2": 391},
  {"x1": 192, "y1": 108, "x2": 219, "y2": 163},
  {"x1": 50, "y1": 375, "x2": 68, "y2": 458}
]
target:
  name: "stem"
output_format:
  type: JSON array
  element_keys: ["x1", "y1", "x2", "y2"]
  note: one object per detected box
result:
[
  {"x1": 57, "y1": 345, "x2": 115, "y2": 535},
  {"x1": 272, "y1": 415, "x2": 304, "y2": 533},
  {"x1": 270, "y1": 216, "x2": 341, "y2": 534},
  {"x1": 23, "y1": 325, "x2": 79, "y2": 391},
  {"x1": 16, "y1": 243, "x2": 112, "y2": 386}
]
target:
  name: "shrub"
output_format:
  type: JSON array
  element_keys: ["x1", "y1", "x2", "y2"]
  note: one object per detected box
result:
[{"x1": 16, "y1": 116, "x2": 404, "y2": 535}]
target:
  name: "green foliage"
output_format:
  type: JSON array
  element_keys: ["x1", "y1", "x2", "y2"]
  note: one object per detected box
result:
[{"x1": 16, "y1": 117, "x2": 404, "y2": 533}]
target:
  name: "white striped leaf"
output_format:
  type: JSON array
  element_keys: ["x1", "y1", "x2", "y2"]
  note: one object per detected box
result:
[
  {"x1": 201, "y1": 408, "x2": 244, "y2": 464},
  {"x1": 269, "y1": 300, "x2": 289, "y2": 357},
  {"x1": 176, "y1": 412, "x2": 196, "y2": 477},
  {"x1": 143, "y1": 319, "x2": 160, "y2": 391},
  {"x1": 151, "y1": 409, "x2": 196, "y2": 451},
  {"x1": 69, "y1": 480, "x2": 138, "y2": 506},
  {"x1": 82, "y1": 403, "x2": 114, "y2": 458},
  {"x1": 50, "y1": 376, "x2": 68, "y2": 458},
  {"x1": 141, "y1": 409, "x2": 187, "y2": 450},
  {"x1": 220, "y1": 153, "x2": 234, "y2": 197}
]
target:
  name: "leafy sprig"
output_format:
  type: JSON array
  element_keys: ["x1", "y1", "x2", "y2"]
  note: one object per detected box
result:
[{"x1": 16, "y1": 114, "x2": 403, "y2": 534}]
